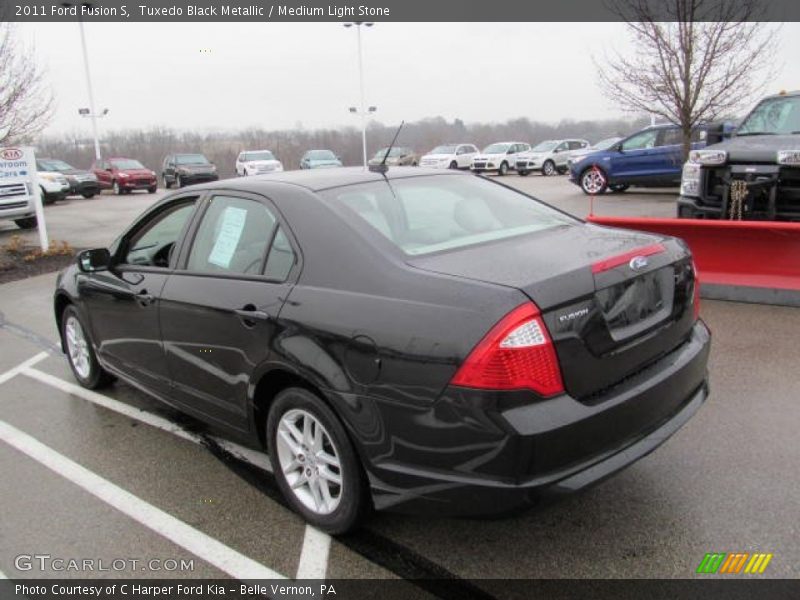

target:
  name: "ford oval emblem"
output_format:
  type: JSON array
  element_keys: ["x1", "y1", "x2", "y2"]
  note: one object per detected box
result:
[{"x1": 629, "y1": 256, "x2": 649, "y2": 272}]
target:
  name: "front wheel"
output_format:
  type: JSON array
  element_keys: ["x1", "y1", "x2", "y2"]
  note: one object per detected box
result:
[
  {"x1": 62, "y1": 305, "x2": 114, "y2": 389},
  {"x1": 580, "y1": 167, "x2": 608, "y2": 195},
  {"x1": 268, "y1": 387, "x2": 367, "y2": 534},
  {"x1": 542, "y1": 160, "x2": 556, "y2": 176},
  {"x1": 175, "y1": 174, "x2": 183, "y2": 188},
  {"x1": 82, "y1": 192, "x2": 95, "y2": 199},
  {"x1": 148, "y1": 186, "x2": 157, "y2": 194},
  {"x1": 497, "y1": 161, "x2": 509, "y2": 176},
  {"x1": 163, "y1": 175, "x2": 172, "y2": 189},
  {"x1": 14, "y1": 217, "x2": 37, "y2": 229},
  {"x1": 113, "y1": 181, "x2": 122, "y2": 196},
  {"x1": 449, "y1": 161, "x2": 458, "y2": 170}
]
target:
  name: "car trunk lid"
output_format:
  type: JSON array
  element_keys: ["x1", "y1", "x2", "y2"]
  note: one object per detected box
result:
[{"x1": 408, "y1": 224, "x2": 697, "y2": 399}]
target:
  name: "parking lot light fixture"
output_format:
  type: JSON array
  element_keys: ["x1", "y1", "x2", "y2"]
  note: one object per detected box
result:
[
  {"x1": 63, "y1": 1, "x2": 103, "y2": 160},
  {"x1": 344, "y1": 22, "x2": 375, "y2": 169}
]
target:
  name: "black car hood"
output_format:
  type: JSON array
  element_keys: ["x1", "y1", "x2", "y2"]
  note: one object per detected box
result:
[
  {"x1": 708, "y1": 134, "x2": 799, "y2": 164},
  {"x1": 407, "y1": 223, "x2": 667, "y2": 310}
]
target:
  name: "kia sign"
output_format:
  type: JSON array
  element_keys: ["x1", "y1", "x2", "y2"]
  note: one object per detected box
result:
[{"x1": 0, "y1": 146, "x2": 48, "y2": 250}]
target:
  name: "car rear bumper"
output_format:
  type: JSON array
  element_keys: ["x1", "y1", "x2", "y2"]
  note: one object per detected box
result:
[{"x1": 366, "y1": 321, "x2": 711, "y2": 515}]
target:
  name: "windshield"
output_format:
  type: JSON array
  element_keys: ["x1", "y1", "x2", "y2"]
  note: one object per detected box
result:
[
  {"x1": 593, "y1": 137, "x2": 621, "y2": 150},
  {"x1": 38, "y1": 159, "x2": 74, "y2": 172},
  {"x1": 321, "y1": 175, "x2": 575, "y2": 256},
  {"x1": 307, "y1": 150, "x2": 336, "y2": 160},
  {"x1": 373, "y1": 147, "x2": 406, "y2": 158},
  {"x1": 531, "y1": 141, "x2": 558, "y2": 152},
  {"x1": 737, "y1": 96, "x2": 800, "y2": 135},
  {"x1": 176, "y1": 154, "x2": 210, "y2": 165},
  {"x1": 242, "y1": 151, "x2": 275, "y2": 162},
  {"x1": 482, "y1": 143, "x2": 512, "y2": 154},
  {"x1": 110, "y1": 159, "x2": 145, "y2": 170},
  {"x1": 430, "y1": 145, "x2": 457, "y2": 154}
]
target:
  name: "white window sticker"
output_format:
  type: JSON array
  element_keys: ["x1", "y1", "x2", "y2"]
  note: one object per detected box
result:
[{"x1": 208, "y1": 206, "x2": 247, "y2": 268}]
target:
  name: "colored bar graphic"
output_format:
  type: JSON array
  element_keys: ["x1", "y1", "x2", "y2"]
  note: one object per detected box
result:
[{"x1": 698, "y1": 552, "x2": 773, "y2": 574}]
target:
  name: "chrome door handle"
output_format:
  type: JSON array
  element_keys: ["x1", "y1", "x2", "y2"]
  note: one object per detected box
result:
[{"x1": 234, "y1": 307, "x2": 270, "y2": 321}]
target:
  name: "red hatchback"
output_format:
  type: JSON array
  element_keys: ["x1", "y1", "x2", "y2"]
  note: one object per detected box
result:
[{"x1": 92, "y1": 158, "x2": 158, "y2": 195}]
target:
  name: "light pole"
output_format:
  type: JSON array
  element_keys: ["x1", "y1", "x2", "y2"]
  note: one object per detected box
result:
[
  {"x1": 344, "y1": 22, "x2": 374, "y2": 169},
  {"x1": 64, "y1": 2, "x2": 104, "y2": 160}
]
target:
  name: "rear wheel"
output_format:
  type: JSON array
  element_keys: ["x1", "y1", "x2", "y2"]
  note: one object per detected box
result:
[
  {"x1": 580, "y1": 167, "x2": 608, "y2": 195},
  {"x1": 14, "y1": 217, "x2": 37, "y2": 229},
  {"x1": 497, "y1": 161, "x2": 508, "y2": 176},
  {"x1": 267, "y1": 387, "x2": 367, "y2": 534},
  {"x1": 542, "y1": 160, "x2": 556, "y2": 176},
  {"x1": 62, "y1": 306, "x2": 114, "y2": 389}
]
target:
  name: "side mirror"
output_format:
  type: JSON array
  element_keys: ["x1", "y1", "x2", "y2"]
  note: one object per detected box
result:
[{"x1": 78, "y1": 248, "x2": 111, "y2": 273}]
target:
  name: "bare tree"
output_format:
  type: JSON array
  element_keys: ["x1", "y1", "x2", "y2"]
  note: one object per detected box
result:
[
  {"x1": 597, "y1": 0, "x2": 778, "y2": 159},
  {"x1": 0, "y1": 22, "x2": 54, "y2": 145}
]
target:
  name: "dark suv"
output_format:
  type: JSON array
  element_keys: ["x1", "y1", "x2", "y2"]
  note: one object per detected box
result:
[
  {"x1": 162, "y1": 153, "x2": 218, "y2": 189},
  {"x1": 678, "y1": 90, "x2": 800, "y2": 221},
  {"x1": 569, "y1": 125, "x2": 707, "y2": 195}
]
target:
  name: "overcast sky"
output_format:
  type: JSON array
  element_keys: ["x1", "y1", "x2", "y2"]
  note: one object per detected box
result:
[{"x1": 18, "y1": 22, "x2": 800, "y2": 137}]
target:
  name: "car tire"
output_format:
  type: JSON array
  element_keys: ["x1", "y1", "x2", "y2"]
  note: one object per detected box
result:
[
  {"x1": 449, "y1": 161, "x2": 458, "y2": 170},
  {"x1": 267, "y1": 387, "x2": 367, "y2": 534},
  {"x1": 542, "y1": 160, "x2": 556, "y2": 176},
  {"x1": 163, "y1": 175, "x2": 172, "y2": 189},
  {"x1": 113, "y1": 181, "x2": 122, "y2": 196},
  {"x1": 14, "y1": 217, "x2": 37, "y2": 229},
  {"x1": 518, "y1": 170, "x2": 530, "y2": 177},
  {"x1": 82, "y1": 192, "x2": 96, "y2": 199},
  {"x1": 41, "y1": 188, "x2": 56, "y2": 205},
  {"x1": 412, "y1": 161, "x2": 418, "y2": 167},
  {"x1": 610, "y1": 184, "x2": 629, "y2": 193},
  {"x1": 175, "y1": 175, "x2": 182, "y2": 188},
  {"x1": 61, "y1": 305, "x2": 114, "y2": 390},
  {"x1": 148, "y1": 186, "x2": 157, "y2": 194},
  {"x1": 498, "y1": 162, "x2": 508, "y2": 176},
  {"x1": 580, "y1": 167, "x2": 608, "y2": 195}
]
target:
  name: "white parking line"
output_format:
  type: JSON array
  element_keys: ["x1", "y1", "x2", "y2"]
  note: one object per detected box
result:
[
  {"x1": 296, "y1": 525, "x2": 332, "y2": 580},
  {"x1": 21, "y1": 367, "x2": 273, "y2": 472},
  {"x1": 0, "y1": 420, "x2": 286, "y2": 580},
  {"x1": 16, "y1": 363, "x2": 334, "y2": 579},
  {"x1": 0, "y1": 352, "x2": 49, "y2": 386}
]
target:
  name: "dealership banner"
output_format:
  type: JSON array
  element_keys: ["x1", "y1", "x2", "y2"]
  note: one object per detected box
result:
[{"x1": 4, "y1": 0, "x2": 800, "y2": 22}]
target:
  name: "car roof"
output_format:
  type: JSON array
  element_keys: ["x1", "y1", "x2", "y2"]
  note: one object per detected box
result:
[{"x1": 186, "y1": 166, "x2": 462, "y2": 193}]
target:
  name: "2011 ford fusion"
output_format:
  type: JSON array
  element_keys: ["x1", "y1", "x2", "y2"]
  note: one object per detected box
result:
[{"x1": 54, "y1": 167, "x2": 710, "y2": 533}]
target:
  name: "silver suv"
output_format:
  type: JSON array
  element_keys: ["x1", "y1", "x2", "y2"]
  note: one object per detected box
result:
[{"x1": 516, "y1": 139, "x2": 590, "y2": 176}]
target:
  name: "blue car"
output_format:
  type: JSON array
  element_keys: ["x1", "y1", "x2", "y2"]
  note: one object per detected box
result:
[{"x1": 569, "y1": 124, "x2": 707, "y2": 195}]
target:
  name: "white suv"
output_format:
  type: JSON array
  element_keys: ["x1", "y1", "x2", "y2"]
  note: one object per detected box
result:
[
  {"x1": 235, "y1": 150, "x2": 284, "y2": 176},
  {"x1": 420, "y1": 144, "x2": 479, "y2": 169},
  {"x1": 516, "y1": 139, "x2": 590, "y2": 176},
  {"x1": 470, "y1": 142, "x2": 531, "y2": 176}
]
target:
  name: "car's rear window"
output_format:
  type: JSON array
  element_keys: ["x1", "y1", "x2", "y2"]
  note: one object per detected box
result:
[{"x1": 321, "y1": 175, "x2": 575, "y2": 256}]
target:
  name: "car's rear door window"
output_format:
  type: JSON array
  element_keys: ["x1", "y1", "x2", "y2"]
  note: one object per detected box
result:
[
  {"x1": 323, "y1": 175, "x2": 574, "y2": 256},
  {"x1": 186, "y1": 195, "x2": 277, "y2": 275}
]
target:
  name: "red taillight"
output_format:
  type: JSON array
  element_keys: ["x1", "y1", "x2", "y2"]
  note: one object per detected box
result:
[
  {"x1": 692, "y1": 259, "x2": 701, "y2": 320},
  {"x1": 451, "y1": 303, "x2": 565, "y2": 397}
]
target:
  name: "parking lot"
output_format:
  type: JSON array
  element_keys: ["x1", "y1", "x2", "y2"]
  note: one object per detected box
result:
[{"x1": 1, "y1": 174, "x2": 798, "y2": 590}]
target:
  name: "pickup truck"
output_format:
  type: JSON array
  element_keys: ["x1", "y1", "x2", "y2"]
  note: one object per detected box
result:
[{"x1": 678, "y1": 90, "x2": 800, "y2": 221}]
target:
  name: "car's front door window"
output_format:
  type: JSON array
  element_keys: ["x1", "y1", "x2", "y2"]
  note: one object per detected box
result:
[
  {"x1": 622, "y1": 130, "x2": 659, "y2": 151},
  {"x1": 122, "y1": 200, "x2": 197, "y2": 268}
]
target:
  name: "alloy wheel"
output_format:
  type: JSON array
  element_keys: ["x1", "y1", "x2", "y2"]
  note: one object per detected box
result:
[
  {"x1": 65, "y1": 315, "x2": 91, "y2": 379},
  {"x1": 276, "y1": 408, "x2": 343, "y2": 515},
  {"x1": 582, "y1": 169, "x2": 606, "y2": 194},
  {"x1": 543, "y1": 161, "x2": 555, "y2": 176}
]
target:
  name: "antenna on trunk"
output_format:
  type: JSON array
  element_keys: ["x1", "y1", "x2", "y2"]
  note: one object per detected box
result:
[{"x1": 369, "y1": 121, "x2": 405, "y2": 174}]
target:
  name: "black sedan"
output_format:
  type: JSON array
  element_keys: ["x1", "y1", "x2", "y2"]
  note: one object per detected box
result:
[{"x1": 53, "y1": 167, "x2": 710, "y2": 533}]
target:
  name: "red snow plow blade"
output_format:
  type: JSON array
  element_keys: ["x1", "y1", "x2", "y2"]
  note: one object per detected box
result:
[{"x1": 586, "y1": 216, "x2": 800, "y2": 306}]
